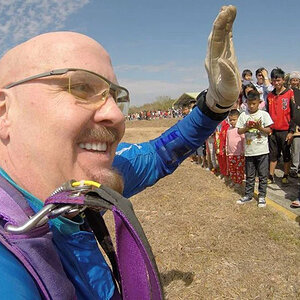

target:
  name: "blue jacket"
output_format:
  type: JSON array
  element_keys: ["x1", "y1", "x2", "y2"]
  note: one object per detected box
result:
[{"x1": 0, "y1": 106, "x2": 220, "y2": 299}]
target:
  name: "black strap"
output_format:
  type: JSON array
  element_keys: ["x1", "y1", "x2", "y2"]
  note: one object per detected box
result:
[
  {"x1": 85, "y1": 209, "x2": 122, "y2": 295},
  {"x1": 196, "y1": 89, "x2": 229, "y2": 121}
]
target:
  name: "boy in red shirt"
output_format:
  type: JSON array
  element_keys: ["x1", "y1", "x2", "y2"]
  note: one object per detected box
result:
[{"x1": 267, "y1": 68, "x2": 294, "y2": 184}]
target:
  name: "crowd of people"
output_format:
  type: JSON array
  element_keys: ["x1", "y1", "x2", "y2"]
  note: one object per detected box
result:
[
  {"x1": 127, "y1": 108, "x2": 182, "y2": 120},
  {"x1": 190, "y1": 67, "x2": 300, "y2": 208}
]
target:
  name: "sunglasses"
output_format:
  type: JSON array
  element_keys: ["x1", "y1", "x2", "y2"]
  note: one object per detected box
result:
[{"x1": 4, "y1": 68, "x2": 130, "y2": 113}]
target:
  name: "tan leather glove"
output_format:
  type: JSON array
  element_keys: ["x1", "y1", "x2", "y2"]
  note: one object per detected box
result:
[{"x1": 205, "y1": 5, "x2": 240, "y2": 114}]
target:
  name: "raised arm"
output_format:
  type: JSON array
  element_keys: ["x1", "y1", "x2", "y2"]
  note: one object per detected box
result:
[
  {"x1": 205, "y1": 5, "x2": 240, "y2": 114},
  {"x1": 115, "y1": 6, "x2": 241, "y2": 198}
]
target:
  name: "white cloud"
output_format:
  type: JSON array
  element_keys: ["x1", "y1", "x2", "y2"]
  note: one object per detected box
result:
[{"x1": 0, "y1": 0, "x2": 89, "y2": 55}]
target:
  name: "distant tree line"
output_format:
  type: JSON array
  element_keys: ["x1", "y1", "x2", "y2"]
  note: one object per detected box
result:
[{"x1": 128, "y1": 96, "x2": 175, "y2": 114}]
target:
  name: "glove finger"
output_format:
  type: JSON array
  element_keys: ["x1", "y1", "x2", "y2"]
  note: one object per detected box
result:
[
  {"x1": 217, "y1": 58, "x2": 240, "y2": 101},
  {"x1": 228, "y1": 33, "x2": 238, "y2": 66},
  {"x1": 207, "y1": 5, "x2": 237, "y2": 69}
]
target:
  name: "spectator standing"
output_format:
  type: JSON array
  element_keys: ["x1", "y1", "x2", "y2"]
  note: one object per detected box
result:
[
  {"x1": 253, "y1": 68, "x2": 273, "y2": 105},
  {"x1": 216, "y1": 119, "x2": 230, "y2": 178},
  {"x1": 196, "y1": 142, "x2": 207, "y2": 168},
  {"x1": 289, "y1": 86, "x2": 300, "y2": 178},
  {"x1": 226, "y1": 110, "x2": 245, "y2": 187},
  {"x1": 206, "y1": 132, "x2": 218, "y2": 173},
  {"x1": 289, "y1": 71, "x2": 300, "y2": 90},
  {"x1": 267, "y1": 68, "x2": 294, "y2": 184},
  {"x1": 236, "y1": 90, "x2": 273, "y2": 207}
]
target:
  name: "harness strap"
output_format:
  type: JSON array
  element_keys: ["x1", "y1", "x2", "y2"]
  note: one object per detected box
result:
[
  {"x1": 85, "y1": 209, "x2": 122, "y2": 294},
  {"x1": 45, "y1": 184, "x2": 164, "y2": 300},
  {"x1": 0, "y1": 178, "x2": 76, "y2": 300}
]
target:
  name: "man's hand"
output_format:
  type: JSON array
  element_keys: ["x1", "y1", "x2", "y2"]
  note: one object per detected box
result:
[
  {"x1": 205, "y1": 5, "x2": 240, "y2": 114},
  {"x1": 261, "y1": 69, "x2": 269, "y2": 80},
  {"x1": 286, "y1": 132, "x2": 294, "y2": 145}
]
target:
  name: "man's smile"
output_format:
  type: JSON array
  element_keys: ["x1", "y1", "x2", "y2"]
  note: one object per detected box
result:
[{"x1": 79, "y1": 142, "x2": 107, "y2": 152}]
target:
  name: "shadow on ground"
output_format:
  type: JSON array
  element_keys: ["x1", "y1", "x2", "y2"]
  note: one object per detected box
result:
[{"x1": 160, "y1": 270, "x2": 195, "y2": 287}]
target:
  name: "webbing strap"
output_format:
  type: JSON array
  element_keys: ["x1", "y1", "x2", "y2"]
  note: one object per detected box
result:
[
  {"x1": 84, "y1": 209, "x2": 122, "y2": 294},
  {"x1": 45, "y1": 185, "x2": 164, "y2": 300}
]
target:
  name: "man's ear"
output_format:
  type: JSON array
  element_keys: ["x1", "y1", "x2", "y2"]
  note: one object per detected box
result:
[{"x1": 0, "y1": 90, "x2": 11, "y2": 140}]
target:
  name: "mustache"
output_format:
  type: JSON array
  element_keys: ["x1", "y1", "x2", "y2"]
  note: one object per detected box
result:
[{"x1": 78, "y1": 127, "x2": 120, "y2": 144}]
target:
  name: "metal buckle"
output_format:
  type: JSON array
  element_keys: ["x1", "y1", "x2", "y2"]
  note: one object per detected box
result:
[{"x1": 5, "y1": 180, "x2": 100, "y2": 234}]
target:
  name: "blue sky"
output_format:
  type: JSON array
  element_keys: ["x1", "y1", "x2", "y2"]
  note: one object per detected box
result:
[{"x1": 1, "y1": 0, "x2": 300, "y2": 106}]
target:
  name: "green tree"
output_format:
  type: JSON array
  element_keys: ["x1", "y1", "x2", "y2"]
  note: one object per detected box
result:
[{"x1": 128, "y1": 96, "x2": 175, "y2": 114}]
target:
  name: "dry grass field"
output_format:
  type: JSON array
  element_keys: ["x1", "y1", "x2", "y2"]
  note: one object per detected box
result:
[{"x1": 115, "y1": 118, "x2": 300, "y2": 299}]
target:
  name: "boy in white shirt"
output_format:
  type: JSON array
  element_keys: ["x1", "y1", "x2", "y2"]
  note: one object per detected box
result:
[{"x1": 236, "y1": 90, "x2": 273, "y2": 207}]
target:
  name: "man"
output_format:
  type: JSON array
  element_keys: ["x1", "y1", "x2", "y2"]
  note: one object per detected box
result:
[
  {"x1": 0, "y1": 5, "x2": 240, "y2": 299},
  {"x1": 289, "y1": 71, "x2": 300, "y2": 90},
  {"x1": 267, "y1": 67, "x2": 294, "y2": 184},
  {"x1": 289, "y1": 78, "x2": 300, "y2": 179},
  {"x1": 253, "y1": 67, "x2": 273, "y2": 105}
]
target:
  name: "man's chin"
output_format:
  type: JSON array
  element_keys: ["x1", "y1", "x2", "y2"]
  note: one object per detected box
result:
[
  {"x1": 94, "y1": 169, "x2": 124, "y2": 195},
  {"x1": 76, "y1": 165, "x2": 124, "y2": 194}
]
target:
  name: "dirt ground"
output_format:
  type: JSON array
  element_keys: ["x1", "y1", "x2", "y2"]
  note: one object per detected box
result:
[{"x1": 119, "y1": 119, "x2": 300, "y2": 299}]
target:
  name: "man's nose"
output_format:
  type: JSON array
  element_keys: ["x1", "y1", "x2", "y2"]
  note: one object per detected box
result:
[{"x1": 93, "y1": 96, "x2": 125, "y2": 127}]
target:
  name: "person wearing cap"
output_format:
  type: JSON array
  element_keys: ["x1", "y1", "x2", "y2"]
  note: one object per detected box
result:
[{"x1": 289, "y1": 71, "x2": 300, "y2": 90}]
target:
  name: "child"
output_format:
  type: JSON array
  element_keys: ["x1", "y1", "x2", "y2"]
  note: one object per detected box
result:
[
  {"x1": 236, "y1": 90, "x2": 273, "y2": 207},
  {"x1": 226, "y1": 110, "x2": 245, "y2": 187},
  {"x1": 216, "y1": 119, "x2": 230, "y2": 179},
  {"x1": 206, "y1": 132, "x2": 218, "y2": 173},
  {"x1": 242, "y1": 69, "x2": 253, "y2": 84},
  {"x1": 240, "y1": 83, "x2": 265, "y2": 112},
  {"x1": 196, "y1": 142, "x2": 207, "y2": 168}
]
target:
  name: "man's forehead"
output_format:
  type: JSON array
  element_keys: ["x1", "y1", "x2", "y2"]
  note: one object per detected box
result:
[{"x1": 0, "y1": 32, "x2": 117, "y2": 85}]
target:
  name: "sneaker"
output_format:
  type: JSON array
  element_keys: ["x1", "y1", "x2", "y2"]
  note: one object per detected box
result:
[
  {"x1": 267, "y1": 175, "x2": 274, "y2": 184},
  {"x1": 236, "y1": 196, "x2": 253, "y2": 204},
  {"x1": 289, "y1": 171, "x2": 298, "y2": 178},
  {"x1": 281, "y1": 175, "x2": 289, "y2": 184},
  {"x1": 258, "y1": 197, "x2": 266, "y2": 208}
]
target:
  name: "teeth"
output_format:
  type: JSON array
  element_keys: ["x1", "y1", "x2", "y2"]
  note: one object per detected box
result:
[{"x1": 79, "y1": 142, "x2": 107, "y2": 152}]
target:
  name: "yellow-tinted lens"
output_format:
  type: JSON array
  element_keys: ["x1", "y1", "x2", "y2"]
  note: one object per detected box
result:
[
  {"x1": 68, "y1": 70, "x2": 110, "y2": 106},
  {"x1": 67, "y1": 70, "x2": 129, "y2": 113}
]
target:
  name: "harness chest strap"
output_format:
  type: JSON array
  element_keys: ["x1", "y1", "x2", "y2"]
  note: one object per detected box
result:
[
  {"x1": 0, "y1": 177, "x2": 76, "y2": 300},
  {"x1": 45, "y1": 184, "x2": 164, "y2": 300}
]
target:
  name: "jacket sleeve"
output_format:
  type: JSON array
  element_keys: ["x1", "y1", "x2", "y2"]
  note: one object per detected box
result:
[
  {"x1": 289, "y1": 97, "x2": 296, "y2": 133},
  {"x1": 0, "y1": 243, "x2": 42, "y2": 299},
  {"x1": 113, "y1": 105, "x2": 222, "y2": 198}
]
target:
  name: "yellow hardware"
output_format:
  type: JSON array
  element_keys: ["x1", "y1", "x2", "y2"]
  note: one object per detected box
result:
[{"x1": 72, "y1": 180, "x2": 101, "y2": 188}]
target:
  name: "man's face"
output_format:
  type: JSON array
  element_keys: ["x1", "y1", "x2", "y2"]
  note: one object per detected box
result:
[
  {"x1": 256, "y1": 73, "x2": 264, "y2": 84},
  {"x1": 2, "y1": 33, "x2": 126, "y2": 199},
  {"x1": 290, "y1": 78, "x2": 300, "y2": 89},
  {"x1": 271, "y1": 77, "x2": 285, "y2": 91}
]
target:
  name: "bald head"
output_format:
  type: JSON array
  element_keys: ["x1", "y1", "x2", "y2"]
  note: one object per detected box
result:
[{"x1": 0, "y1": 31, "x2": 117, "y2": 87}]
